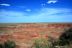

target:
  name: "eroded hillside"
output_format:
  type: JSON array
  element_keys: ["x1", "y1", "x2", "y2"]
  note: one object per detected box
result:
[{"x1": 0, "y1": 23, "x2": 72, "y2": 48}]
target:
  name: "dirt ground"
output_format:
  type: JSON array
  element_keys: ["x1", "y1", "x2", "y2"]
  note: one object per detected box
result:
[{"x1": 0, "y1": 23, "x2": 72, "y2": 48}]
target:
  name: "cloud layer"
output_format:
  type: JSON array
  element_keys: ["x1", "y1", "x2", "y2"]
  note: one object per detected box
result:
[
  {"x1": 0, "y1": 8, "x2": 72, "y2": 23},
  {"x1": 0, "y1": 3, "x2": 11, "y2": 6}
]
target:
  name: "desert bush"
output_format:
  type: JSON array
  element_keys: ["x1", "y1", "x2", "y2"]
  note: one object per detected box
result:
[
  {"x1": 0, "y1": 43, "x2": 3, "y2": 48},
  {"x1": 58, "y1": 27, "x2": 72, "y2": 46},
  {"x1": 4, "y1": 40, "x2": 16, "y2": 48},
  {"x1": 32, "y1": 37, "x2": 55, "y2": 48},
  {"x1": 52, "y1": 27, "x2": 72, "y2": 48},
  {"x1": 0, "y1": 40, "x2": 16, "y2": 48}
]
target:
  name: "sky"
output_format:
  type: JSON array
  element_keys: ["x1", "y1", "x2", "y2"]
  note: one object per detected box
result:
[{"x1": 0, "y1": 0, "x2": 72, "y2": 23}]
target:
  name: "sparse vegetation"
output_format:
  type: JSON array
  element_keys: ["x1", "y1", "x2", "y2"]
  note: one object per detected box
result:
[
  {"x1": 58, "y1": 28, "x2": 72, "y2": 46},
  {"x1": 32, "y1": 37, "x2": 55, "y2": 48},
  {"x1": 0, "y1": 40, "x2": 16, "y2": 48},
  {"x1": 0, "y1": 23, "x2": 72, "y2": 48},
  {"x1": 32, "y1": 28, "x2": 72, "y2": 48}
]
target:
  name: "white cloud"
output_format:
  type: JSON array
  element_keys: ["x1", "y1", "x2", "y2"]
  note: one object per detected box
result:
[
  {"x1": 37, "y1": 8, "x2": 71, "y2": 16},
  {"x1": 0, "y1": 3, "x2": 11, "y2": 6},
  {"x1": 0, "y1": 10, "x2": 26, "y2": 17},
  {"x1": 25, "y1": 9, "x2": 31, "y2": 12},
  {"x1": 0, "y1": 8, "x2": 72, "y2": 22},
  {"x1": 30, "y1": 8, "x2": 72, "y2": 22},
  {"x1": 47, "y1": 0, "x2": 58, "y2": 4}
]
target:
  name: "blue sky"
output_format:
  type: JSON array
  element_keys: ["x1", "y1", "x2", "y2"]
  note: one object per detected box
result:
[{"x1": 0, "y1": 0, "x2": 72, "y2": 23}]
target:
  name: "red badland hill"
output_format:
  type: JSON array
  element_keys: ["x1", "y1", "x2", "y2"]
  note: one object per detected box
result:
[{"x1": 0, "y1": 23, "x2": 72, "y2": 48}]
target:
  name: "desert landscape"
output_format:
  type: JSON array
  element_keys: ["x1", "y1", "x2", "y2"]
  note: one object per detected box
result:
[{"x1": 0, "y1": 23, "x2": 72, "y2": 48}]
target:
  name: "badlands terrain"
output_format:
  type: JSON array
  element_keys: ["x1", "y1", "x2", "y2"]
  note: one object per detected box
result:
[{"x1": 0, "y1": 23, "x2": 72, "y2": 48}]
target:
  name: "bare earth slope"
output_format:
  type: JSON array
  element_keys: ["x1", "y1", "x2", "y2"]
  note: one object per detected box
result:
[{"x1": 0, "y1": 23, "x2": 72, "y2": 48}]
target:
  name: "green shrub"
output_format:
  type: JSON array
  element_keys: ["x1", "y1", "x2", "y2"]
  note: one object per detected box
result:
[
  {"x1": 59, "y1": 28, "x2": 72, "y2": 46},
  {"x1": 4, "y1": 40, "x2": 16, "y2": 48},
  {"x1": 0, "y1": 43, "x2": 3, "y2": 48},
  {"x1": 0, "y1": 40, "x2": 16, "y2": 48},
  {"x1": 32, "y1": 38, "x2": 55, "y2": 48}
]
